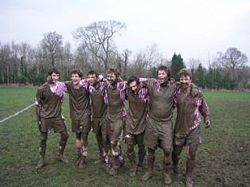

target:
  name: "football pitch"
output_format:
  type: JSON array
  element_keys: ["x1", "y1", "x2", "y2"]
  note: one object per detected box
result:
[{"x1": 0, "y1": 88, "x2": 249, "y2": 186}]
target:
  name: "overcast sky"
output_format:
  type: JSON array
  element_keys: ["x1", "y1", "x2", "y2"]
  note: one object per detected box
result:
[{"x1": 0, "y1": 0, "x2": 250, "y2": 65}]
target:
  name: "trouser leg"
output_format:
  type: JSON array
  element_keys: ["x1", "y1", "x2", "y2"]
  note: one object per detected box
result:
[
  {"x1": 172, "y1": 144, "x2": 183, "y2": 174},
  {"x1": 185, "y1": 143, "x2": 198, "y2": 187},
  {"x1": 137, "y1": 133, "x2": 146, "y2": 168},
  {"x1": 58, "y1": 130, "x2": 69, "y2": 164},
  {"x1": 163, "y1": 150, "x2": 172, "y2": 185},
  {"x1": 127, "y1": 143, "x2": 137, "y2": 177},
  {"x1": 36, "y1": 132, "x2": 48, "y2": 169},
  {"x1": 141, "y1": 148, "x2": 155, "y2": 181}
]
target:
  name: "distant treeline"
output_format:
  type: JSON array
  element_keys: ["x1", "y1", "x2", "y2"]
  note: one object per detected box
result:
[{"x1": 0, "y1": 21, "x2": 249, "y2": 89}]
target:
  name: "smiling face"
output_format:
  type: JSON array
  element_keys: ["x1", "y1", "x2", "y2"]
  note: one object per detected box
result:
[
  {"x1": 87, "y1": 73, "x2": 98, "y2": 85},
  {"x1": 180, "y1": 75, "x2": 192, "y2": 89},
  {"x1": 157, "y1": 70, "x2": 168, "y2": 84},
  {"x1": 129, "y1": 80, "x2": 139, "y2": 93},
  {"x1": 107, "y1": 72, "x2": 117, "y2": 85},
  {"x1": 47, "y1": 72, "x2": 60, "y2": 84},
  {"x1": 71, "y1": 73, "x2": 81, "y2": 86}
]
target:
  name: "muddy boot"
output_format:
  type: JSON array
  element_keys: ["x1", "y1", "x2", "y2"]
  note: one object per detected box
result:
[
  {"x1": 76, "y1": 147, "x2": 82, "y2": 166},
  {"x1": 186, "y1": 176, "x2": 194, "y2": 187},
  {"x1": 137, "y1": 152, "x2": 145, "y2": 172},
  {"x1": 163, "y1": 161, "x2": 172, "y2": 185},
  {"x1": 105, "y1": 163, "x2": 117, "y2": 176},
  {"x1": 185, "y1": 159, "x2": 195, "y2": 187},
  {"x1": 172, "y1": 154, "x2": 180, "y2": 176},
  {"x1": 164, "y1": 172, "x2": 172, "y2": 185},
  {"x1": 36, "y1": 132, "x2": 47, "y2": 169},
  {"x1": 58, "y1": 154, "x2": 69, "y2": 164},
  {"x1": 127, "y1": 151, "x2": 137, "y2": 177},
  {"x1": 36, "y1": 145, "x2": 46, "y2": 169},
  {"x1": 128, "y1": 158, "x2": 137, "y2": 177},
  {"x1": 112, "y1": 154, "x2": 124, "y2": 170},
  {"x1": 78, "y1": 156, "x2": 87, "y2": 168},
  {"x1": 58, "y1": 144, "x2": 69, "y2": 164},
  {"x1": 107, "y1": 166, "x2": 117, "y2": 176},
  {"x1": 76, "y1": 147, "x2": 82, "y2": 159},
  {"x1": 129, "y1": 164, "x2": 137, "y2": 177},
  {"x1": 141, "y1": 155, "x2": 155, "y2": 181},
  {"x1": 99, "y1": 151, "x2": 105, "y2": 163},
  {"x1": 36, "y1": 156, "x2": 45, "y2": 169}
]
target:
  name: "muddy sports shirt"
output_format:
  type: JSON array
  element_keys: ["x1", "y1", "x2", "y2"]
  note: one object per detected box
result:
[
  {"x1": 174, "y1": 83, "x2": 210, "y2": 137},
  {"x1": 89, "y1": 80, "x2": 107, "y2": 118},
  {"x1": 104, "y1": 81, "x2": 127, "y2": 122},
  {"x1": 126, "y1": 83, "x2": 148, "y2": 135},
  {"x1": 35, "y1": 81, "x2": 66, "y2": 119},
  {"x1": 65, "y1": 80, "x2": 90, "y2": 120},
  {"x1": 143, "y1": 79, "x2": 176, "y2": 122}
]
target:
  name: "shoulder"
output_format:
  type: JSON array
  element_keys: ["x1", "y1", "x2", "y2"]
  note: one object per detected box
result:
[
  {"x1": 64, "y1": 81, "x2": 71, "y2": 86},
  {"x1": 191, "y1": 83, "x2": 203, "y2": 97},
  {"x1": 38, "y1": 83, "x2": 48, "y2": 91},
  {"x1": 57, "y1": 81, "x2": 67, "y2": 89},
  {"x1": 147, "y1": 78, "x2": 157, "y2": 86},
  {"x1": 117, "y1": 81, "x2": 127, "y2": 89},
  {"x1": 79, "y1": 79, "x2": 90, "y2": 89},
  {"x1": 169, "y1": 79, "x2": 177, "y2": 87}
]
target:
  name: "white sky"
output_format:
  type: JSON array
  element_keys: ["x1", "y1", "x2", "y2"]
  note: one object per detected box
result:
[{"x1": 0, "y1": 0, "x2": 250, "y2": 65}]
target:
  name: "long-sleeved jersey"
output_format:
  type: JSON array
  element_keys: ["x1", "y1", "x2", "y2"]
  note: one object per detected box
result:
[{"x1": 174, "y1": 83, "x2": 210, "y2": 137}]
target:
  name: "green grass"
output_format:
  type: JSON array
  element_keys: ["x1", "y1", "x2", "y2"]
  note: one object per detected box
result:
[
  {"x1": 0, "y1": 89, "x2": 249, "y2": 186},
  {"x1": 0, "y1": 88, "x2": 36, "y2": 119}
]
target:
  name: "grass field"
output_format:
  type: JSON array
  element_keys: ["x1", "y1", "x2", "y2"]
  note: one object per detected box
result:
[{"x1": 0, "y1": 88, "x2": 249, "y2": 187}]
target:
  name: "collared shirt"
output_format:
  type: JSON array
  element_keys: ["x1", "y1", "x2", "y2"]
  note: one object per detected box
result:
[
  {"x1": 65, "y1": 80, "x2": 90, "y2": 120},
  {"x1": 35, "y1": 81, "x2": 67, "y2": 118},
  {"x1": 142, "y1": 78, "x2": 176, "y2": 122},
  {"x1": 89, "y1": 80, "x2": 108, "y2": 118},
  {"x1": 126, "y1": 83, "x2": 148, "y2": 134},
  {"x1": 104, "y1": 80, "x2": 127, "y2": 120},
  {"x1": 174, "y1": 83, "x2": 210, "y2": 137}
]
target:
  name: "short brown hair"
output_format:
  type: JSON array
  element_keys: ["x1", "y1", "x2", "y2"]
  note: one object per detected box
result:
[
  {"x1": 127, "y1": 76, "x2": 139, "y2": 86},
  {"x1": 47, "y1": 68, "x2": 60, "y2": 76},
  {"x1": 87, "y1": 70, "x2": 98, "y2": 78},
  {"x1": 178, "y1": 68, "x2": 192, "y2": 79},
  {"x1": 71, "y1": 69, "x2": 83, "y2": 78},
  {"x1": 157, "y1": 65, "x2": 171, "y2": 80},
  {"x1": 107, "y1": 68, "x2": 120, "y2": 78}
]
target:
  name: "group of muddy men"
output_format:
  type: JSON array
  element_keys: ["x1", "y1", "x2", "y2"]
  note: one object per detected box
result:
[{"x1": 35, "y1": 65, "x2": 211, "y2": 187}]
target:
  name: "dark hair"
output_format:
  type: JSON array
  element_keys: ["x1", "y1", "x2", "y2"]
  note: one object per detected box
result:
[
  {"x1": 107, "y1": 68, "x2": 120, "y2": 78},
  {"x1": 157, "y1": 65, "x2": 171, "y2": 80},
  {"x1": 71, "y1": 69, "x2": 83, "y2": 78},
  {"x1": 178, "y1": 68, "x2": 192, "y2": 79},
  {"x1": 87, "y1": 70, "x2": 99, "y2": 78},
  {"x1": 127, "y1": 76, "x2": 139, "y2": 86},
  {"x1": 47, "y1": 68, "x2": 60, "y2": 76}
]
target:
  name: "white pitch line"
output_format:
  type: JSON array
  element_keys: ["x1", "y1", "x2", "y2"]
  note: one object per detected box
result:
[{"x1": 0, "y1": 103, "x2": 35, "y2": 123}]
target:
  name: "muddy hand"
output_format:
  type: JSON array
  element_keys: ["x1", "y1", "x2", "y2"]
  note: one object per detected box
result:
[{"x1": 205, "y1": 119, "x2": 211, "y2": 128}]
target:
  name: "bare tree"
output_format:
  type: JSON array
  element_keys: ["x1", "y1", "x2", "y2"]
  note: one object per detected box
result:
[
  {"x1": 41, "y1": 31, "x2": 63, "y2": 67},
  {"x1": 16, "y1": 42, "x2": 34, "y2": 83},
  {"x1": 187, "y1": 58, "x2": 202, "y2": 77},
  {"x1": 0, "y1": 43, "x2": 11, "y2": 84},
  {"x1": 121, "y1": 49, "x2": 131, "y2": 79},
  {"x1": 218, "y1": 48, "x2": 248, "y2": 70},
  {"x1": 74, "y1": 43, "x2": 102, "y2": 74},
  {"x1": 74, "y1": 20, "x2": 126, "y2": 71},
  {"x1": 188, "y1": 58, "x2": 201, "y2": 71},
  {"x1": 215, "y1": 47, "x2": 248, "y2": 82},
  {"x1": 128, "y1": 44, "x2": 163, "y2": 77}
]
